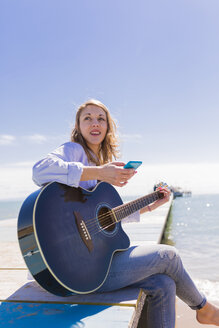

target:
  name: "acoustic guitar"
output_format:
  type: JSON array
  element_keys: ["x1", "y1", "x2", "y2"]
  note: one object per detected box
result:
[{"x1": 18, "y1": 181, "x2": 166, "y2": 296}]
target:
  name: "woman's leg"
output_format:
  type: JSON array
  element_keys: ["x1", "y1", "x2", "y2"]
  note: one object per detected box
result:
[
  {"x1": 133, "y1": 274, "x2": 176, "y2": 328},
  {"x1": 99, "y1": 244, "x2": 205, "y2": 308},
  {"x1": 98, "y1": 244, "x2": 206, "y2": 327}
]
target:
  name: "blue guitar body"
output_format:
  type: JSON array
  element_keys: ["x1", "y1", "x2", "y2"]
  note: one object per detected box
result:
[{"x1": 17, "y1": 182, "x2": 130, "y2": 296}]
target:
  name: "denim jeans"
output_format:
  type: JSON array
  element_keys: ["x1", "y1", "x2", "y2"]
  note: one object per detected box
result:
[{"x1": 97, "y1": 244, "x2": 206, "y2": 328}]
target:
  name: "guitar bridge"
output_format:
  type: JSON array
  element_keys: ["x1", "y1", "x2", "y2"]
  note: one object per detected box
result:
[{"x1": 74, "y1": 211, "x2": 93, "y2": 252}]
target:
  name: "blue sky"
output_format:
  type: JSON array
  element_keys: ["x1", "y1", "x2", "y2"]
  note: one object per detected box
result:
[{"x1": 1, "y1": 0, "x2": 219, "y2": 199}]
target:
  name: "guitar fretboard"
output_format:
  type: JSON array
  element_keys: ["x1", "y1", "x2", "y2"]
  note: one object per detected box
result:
[{"x1": 113, "y1": 191, "x2": 163, "y2": 222}]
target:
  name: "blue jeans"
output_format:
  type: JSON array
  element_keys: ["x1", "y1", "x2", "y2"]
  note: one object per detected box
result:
[{"x1": 97, "y1": 244, "x2": 206, "y2": 328}]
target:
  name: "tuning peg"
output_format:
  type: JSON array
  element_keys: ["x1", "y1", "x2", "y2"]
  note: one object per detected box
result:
[{"x1": 155, "y1": 182, "x2": 170, "y2": 190}]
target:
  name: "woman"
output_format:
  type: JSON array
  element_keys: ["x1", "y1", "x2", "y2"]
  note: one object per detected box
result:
[{"x1": 33, "y1": 99, "x2": 219, "y2": 327}]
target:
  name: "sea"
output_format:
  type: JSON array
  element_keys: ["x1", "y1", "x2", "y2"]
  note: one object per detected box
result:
[
  {"x1": 164, "y1": 194, "x2": 219, "y2": 305},
  {"x1": 0, "y1": 193, "x2": 219, "y2": 304}
]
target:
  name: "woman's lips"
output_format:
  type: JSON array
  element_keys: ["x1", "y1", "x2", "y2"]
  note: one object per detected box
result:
[{"x1": 90, "y1": 130, "x2": 101, "y2": 135}]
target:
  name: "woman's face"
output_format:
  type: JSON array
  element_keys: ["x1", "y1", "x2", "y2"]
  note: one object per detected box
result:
[{"x1": 79, "y1": 105, "x2": 108, "y2": 154}]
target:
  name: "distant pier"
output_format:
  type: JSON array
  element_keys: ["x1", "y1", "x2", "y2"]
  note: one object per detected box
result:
[{"x1": 170, "y1": 186, "x2": 192, "y2": 199}]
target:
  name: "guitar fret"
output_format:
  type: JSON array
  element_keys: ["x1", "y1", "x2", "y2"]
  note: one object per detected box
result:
[
  {"x1": 134, "y1": 203, "x2": 138, "y2": 213},
  {"x1": 116, "y1": 210, "x2": 122, "y2": 222},
  {"x1": 128, "y1": 205, "x2": 132, "y2": 216},
  {"x1": 114, "y1": 191, "x2": 161, "y2": 222}
]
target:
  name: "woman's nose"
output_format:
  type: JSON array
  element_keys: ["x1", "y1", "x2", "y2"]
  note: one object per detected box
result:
[{"x1": 92, "y1": 119, "x2": 99, "y2": 126}]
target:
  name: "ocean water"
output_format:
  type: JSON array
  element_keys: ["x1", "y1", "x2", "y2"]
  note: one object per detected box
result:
[
  {"x1": 1, "y1": 194, "x2": 219, "y2": 303},
  {"x1": 0, "y1": 200, "x2": 23, "y2": 221},
  {"x1": 163, "y1": 194, "x2": 219, "y2": 304}
]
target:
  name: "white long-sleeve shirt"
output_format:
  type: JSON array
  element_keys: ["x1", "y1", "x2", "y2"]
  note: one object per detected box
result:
[
  {"x1": 33, "y1": 142, "x2": 97, "y2": 190},
  {"x1": 32, "y1": 141, "x2": 140, "y2": 223}
]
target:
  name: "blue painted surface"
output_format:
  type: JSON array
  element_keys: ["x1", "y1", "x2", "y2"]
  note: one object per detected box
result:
[{"x1": 0, "y1": 302, "x2": 135, "y2": 328}]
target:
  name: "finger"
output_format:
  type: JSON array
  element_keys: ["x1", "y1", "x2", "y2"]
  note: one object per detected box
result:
[
  {"x1": 119, "y1": 175, "x2": 130, "y2": 183},
  {"x1": 121, "y1": 174, "x2": 134, "y2": 181},
  {"x1": 112, "y1": 162, "x2": 126, "y2": 167},
  {"x1": 114, "y1": 181, "x2": 128, "y2": 187},
  {"x1": 122, "y1": 167, "x2": 135, "y2": 172},
  {"x1": 163, "y1": 191, "x2": 169, "y2": 198},
  {"x1": 159, "y1": 191, "x2": 169, "y2": 200},
  {"x1": 121, "y1": 169, "x2": 135, "y2": 176}
]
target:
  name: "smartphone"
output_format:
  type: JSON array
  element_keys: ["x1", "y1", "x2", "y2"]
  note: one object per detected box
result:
[{"x1": 124, "y1": 161, "x2": 142, "y2": 169}]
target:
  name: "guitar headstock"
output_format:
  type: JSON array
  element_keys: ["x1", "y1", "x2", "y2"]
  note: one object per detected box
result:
[
  {"x1": 155, "y1": 182, "x2": 170, "y2": 190},
  {"x1": 154, "y1": 182, "x2": 170, "y2": 199}
]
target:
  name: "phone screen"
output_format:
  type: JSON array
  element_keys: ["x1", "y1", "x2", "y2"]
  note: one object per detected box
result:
[{"x1": 124, "y1": 161, "x2": 142, "y2": 169}]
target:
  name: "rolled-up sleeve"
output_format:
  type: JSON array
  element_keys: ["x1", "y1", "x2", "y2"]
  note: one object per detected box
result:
[
  {"x1": 32, "y1": 143, "x2": 85, "y2": 187},
  {"x1": 67, "y1": 161, "x2": 84, "y2": 186}
]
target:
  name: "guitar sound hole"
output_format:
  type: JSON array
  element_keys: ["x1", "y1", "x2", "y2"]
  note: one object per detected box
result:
[{"x1": 98, "y1": 207, "x2": 115, "y2": 232}]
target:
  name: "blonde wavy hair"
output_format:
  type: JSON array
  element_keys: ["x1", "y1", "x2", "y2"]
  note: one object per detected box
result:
[{"x1": 71, "y1": 99, "x2": 119, "y2": 165}]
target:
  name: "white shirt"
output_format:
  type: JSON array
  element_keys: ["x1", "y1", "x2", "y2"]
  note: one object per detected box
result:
[{"x1": 33, "y1": 142, "x2": 97, "y2": 190}]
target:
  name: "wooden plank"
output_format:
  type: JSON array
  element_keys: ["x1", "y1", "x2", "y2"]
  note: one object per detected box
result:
[
  {"x1": 0, "y1": 270, "x2": 141, "y2": 307},
  {"x1": 0, "y1": 301, "x2": 135, "y2": 328}
]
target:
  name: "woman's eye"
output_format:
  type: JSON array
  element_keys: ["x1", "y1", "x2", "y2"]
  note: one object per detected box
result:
[{"x1": 84, "y1": 116, "x2": 105, "y2": 122}]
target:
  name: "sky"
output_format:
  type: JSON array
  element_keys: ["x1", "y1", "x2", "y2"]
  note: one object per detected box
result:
[{"x1": 1, "y1": 0, "x2": 219, "y2": 200}]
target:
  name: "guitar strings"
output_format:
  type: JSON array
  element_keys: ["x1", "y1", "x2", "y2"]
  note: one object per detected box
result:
[
  {"x1": 69, "y1": 188, "x2": 165, "y2": 236},
  {"x1": 89, "y1": 203, "x2": 158, "y2": 236},
  {"x1": 78, "y1": 198, "x2": 155, "y2": 236},
  {"x1": 84, "y1": 200, "x2": 143, "y2": 232},
  {"x1": 85, "y1": 191, "x2": 160, "y2": 229},
  {"x1": 90, "y1": 220, "x2": 118, "y2": 236},
  {"x1": 81, "y1": 206, "x2": 129, "y2": 234},
  {"x1": 83, "y1": 191, "x2": 160, "y2": 230},
  {"x1": 81, "y1": 193, "x2": 161, "y2": 235},
  {"x1": 81, "y1": 192, "x2": 161, "y2": 233},
  {"x1": 89, "y1": 202, "x2": 150, "y2": 236}
]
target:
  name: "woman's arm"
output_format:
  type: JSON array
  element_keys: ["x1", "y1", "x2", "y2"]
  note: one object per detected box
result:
[
  {"x1": 32, "y1": 143, "x2": 136, "y2": 187},
  {"x1": 81, "y1": 162, "x2": 136, "y2": 187},
  {"x1": 33, "y1": 156, "x2": 84, "y2": 187},
  {"x1": 140, "y1": 187, "x2": 171, "y2": 214},
  {"x1": 33, "y1": 143, "x2": 86, "y2": 187}
]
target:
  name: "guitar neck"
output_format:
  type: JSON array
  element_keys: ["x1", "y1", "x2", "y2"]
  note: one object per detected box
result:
[{"x1": 113, "y1": 191, "x2": 163, "y2": 222}]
